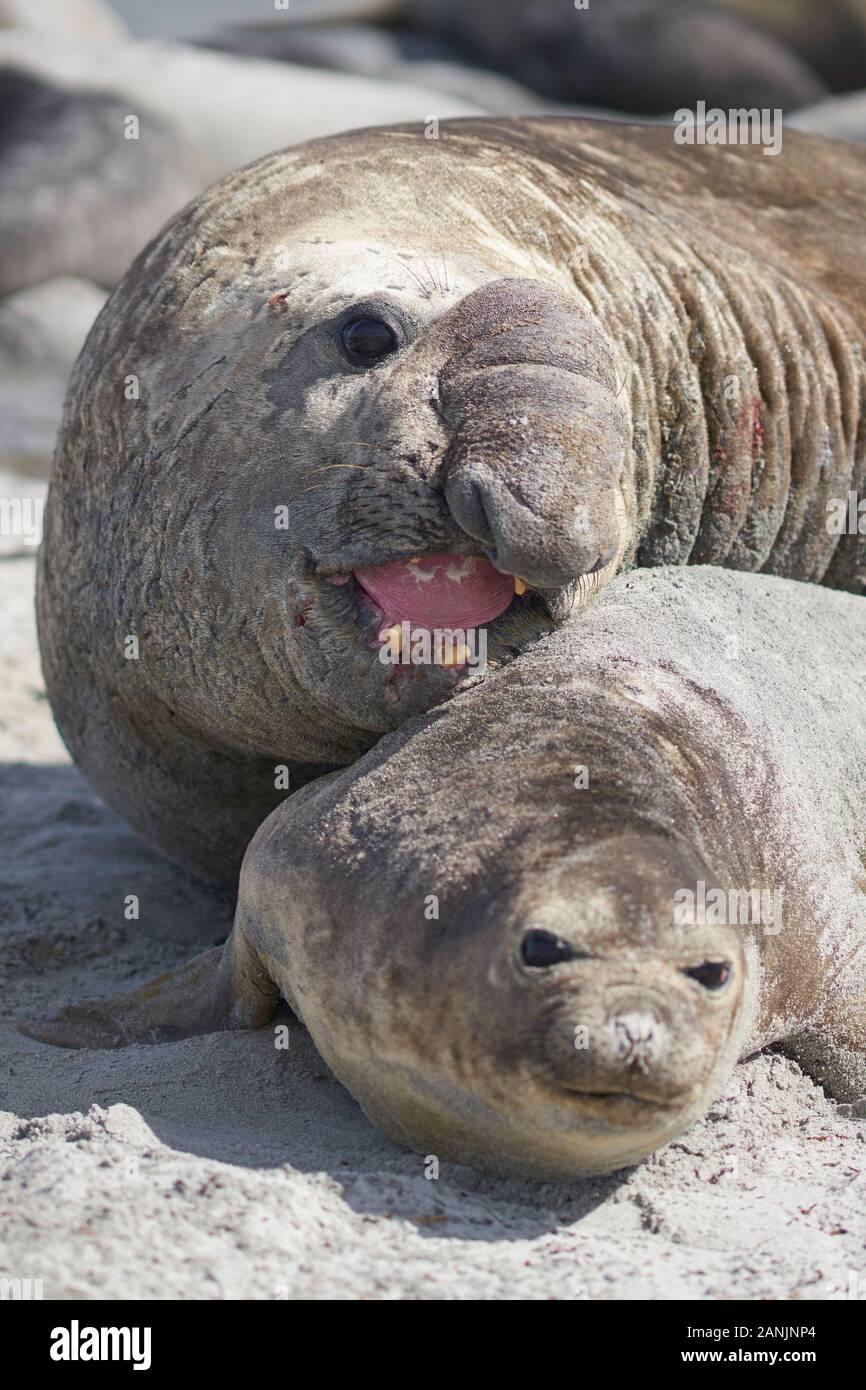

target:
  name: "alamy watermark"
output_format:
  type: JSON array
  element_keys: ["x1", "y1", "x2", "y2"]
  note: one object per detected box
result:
[
  {"x1": 0, "y1": 1276, "x2": 43, "y2": 1300},
  {"x1": 50, "y1": 1322, "x2": 151, "y2": 1370},
  {"x1": 675, "y1": 103, "x2": 783, "y2": 157},
  {"x1": 827, "y1": 1269, "x2": 866, "y2": 1301},
  {"x1": 673, "y1": 880, "x2": 782, "y2": 935},
  {"x1": 0, "y1": 497, "x2": 43, "y2": 547},
  {"x1": 378, "y1": 621, "x2": 487, "y2": 672},
  {"x1": 826, "y1": 491, "x2": 865, "y2": 535}
]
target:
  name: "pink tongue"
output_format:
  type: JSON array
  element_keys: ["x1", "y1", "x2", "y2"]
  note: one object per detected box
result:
[{"x1": 354, "y1": 554, "x2": 515, "y2": 628}]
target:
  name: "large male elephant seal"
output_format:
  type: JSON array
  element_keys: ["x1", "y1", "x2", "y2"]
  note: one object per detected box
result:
[
  {"x1": 27, "y1": 569, "x2": 866, "y2": 1178},
  {"x1": 39, "y1": 118, "x2": 866, "y2": 879}
]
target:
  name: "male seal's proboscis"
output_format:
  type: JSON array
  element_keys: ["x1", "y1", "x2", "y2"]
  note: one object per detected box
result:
[
  {"x1": 38, "y1": 118, "x2": 866, "y2": 879},
  {"x1": 27, "y1": 569, "x2": 866, "y2": 1179}
]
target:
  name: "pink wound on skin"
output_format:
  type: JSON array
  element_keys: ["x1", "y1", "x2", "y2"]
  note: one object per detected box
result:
[{"x1": 354, "y1": 554, "x2": 515, "y2": 628}]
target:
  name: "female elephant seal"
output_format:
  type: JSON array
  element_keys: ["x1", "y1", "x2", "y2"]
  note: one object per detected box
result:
[
  {"x1": 29, "y1": 568, "x2": 866, "y2": 1178},
  {"x1": 38, "y1": 117, "x2": 866, "y2": 879}
]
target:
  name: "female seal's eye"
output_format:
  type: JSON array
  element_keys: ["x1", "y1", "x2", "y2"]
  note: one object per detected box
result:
[
  {"x1": 683, "y1": 961, "x2": 732, "y2": 991},
  {"x1": 341, "y1": 316, "x2": 398, "y2": 365},
  {"x1": 521, "y1": 930, "x2": 576, "y2": 968}
]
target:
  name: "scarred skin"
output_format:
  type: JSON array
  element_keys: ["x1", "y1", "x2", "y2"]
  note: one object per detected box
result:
[
  {"x1": 38, "y1": 118, "x2": 866, "y2": 879},
  {"x1": 26, "y1": 569, "x2": 866, "y2": 1178}
]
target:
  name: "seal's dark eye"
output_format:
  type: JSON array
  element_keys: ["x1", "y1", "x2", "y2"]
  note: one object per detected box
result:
[
  {"x1": 341, "y1": 316, "x2": 398, "y2": 365},
  {"x1": 683, "y1": 961, "x2": 732, "y2": 991},
  {"x1": 521, "y1": 930, "x2": 576, "y2": 969}
]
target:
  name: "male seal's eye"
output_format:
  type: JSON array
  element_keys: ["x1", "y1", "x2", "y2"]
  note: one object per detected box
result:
[
  {"x1": 521, "y1": 930, "x2": 576, "y2": 968},
  {"x1": 683, "y1": 961, "x2": 732, "y2": 991},
  {"x1": 341, "y1": 316, "x2": 398, "y2": 365}
]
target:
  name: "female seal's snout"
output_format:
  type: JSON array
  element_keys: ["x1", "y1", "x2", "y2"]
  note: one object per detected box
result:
[
  {"x1": 516, "y1": 915, "x2": 734, "y2": 1111},
  {"x1": 538, "y1": 988, "x2": 696, "y2": 1109}
]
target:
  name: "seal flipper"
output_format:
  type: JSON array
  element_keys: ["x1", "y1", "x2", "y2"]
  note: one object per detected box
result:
[{"x1": 20, "y1": 921, "x2": 279, "y2": 1049}]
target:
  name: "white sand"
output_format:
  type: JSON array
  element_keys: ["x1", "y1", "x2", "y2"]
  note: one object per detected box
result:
[{"x1": 1, "y1": 553, "x2": 865, "y2": 1301}]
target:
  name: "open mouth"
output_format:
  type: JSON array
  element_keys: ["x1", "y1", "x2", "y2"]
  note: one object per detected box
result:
[
  {"x1": 354, "y1": 554, "x2": 517, "y2": 629},
  {"x1": 279, "y1": 546, "x2": 615, "y2": 725},
  {"x1": 292, "y1": 548, "x2": 611, "y2": 693},
  {"x1": 319, "y1": 552, "x2": 539, "y2": 669}
]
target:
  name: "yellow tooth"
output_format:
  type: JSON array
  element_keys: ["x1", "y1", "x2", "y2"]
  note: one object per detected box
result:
[
  {"x1": 439, "y1": 643, "x2": 470, "y2": 668},
  {"x1": 514, "y1": 577, "x2": 528, "y2": 596}
]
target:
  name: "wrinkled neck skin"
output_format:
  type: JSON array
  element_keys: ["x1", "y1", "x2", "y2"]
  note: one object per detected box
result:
[{"x1": 551, "y1": 195, "x2": 866, "y2": 592}]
